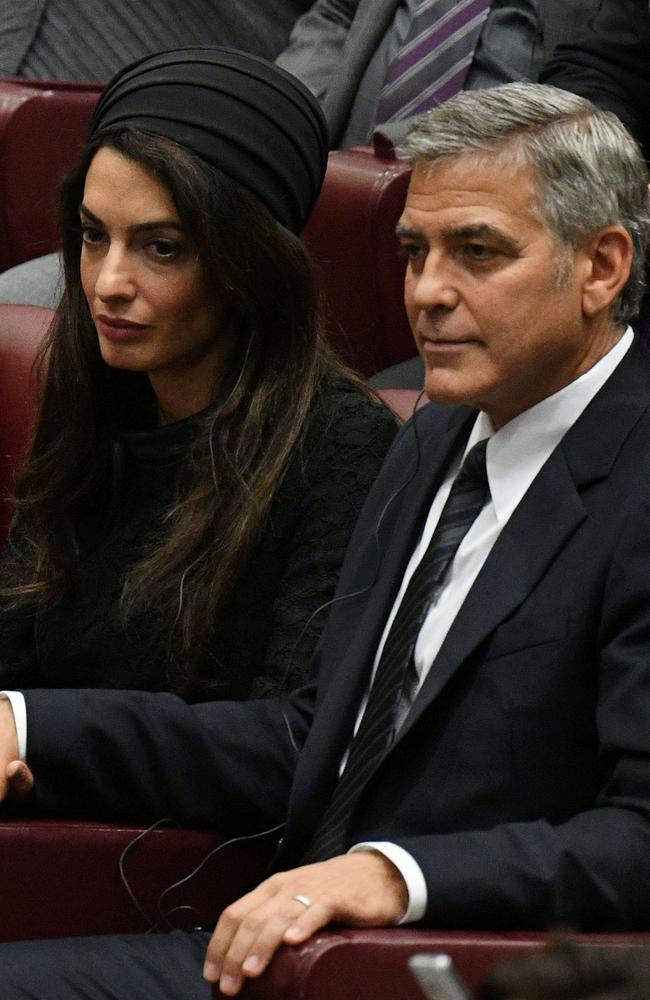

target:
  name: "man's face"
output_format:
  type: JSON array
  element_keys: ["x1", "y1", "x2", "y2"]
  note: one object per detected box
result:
[{"x1": 398, "y1": 154, "x2": 616, "y2": 428}]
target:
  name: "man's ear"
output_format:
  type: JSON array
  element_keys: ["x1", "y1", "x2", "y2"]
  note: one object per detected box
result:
[{"x1": 581, "y1": 226, "x2": 634, "y2": 318}]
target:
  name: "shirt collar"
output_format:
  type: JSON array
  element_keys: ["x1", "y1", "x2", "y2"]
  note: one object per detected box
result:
[{"x1": 463, "y1": 328, "x2": 633, "y2": 525}]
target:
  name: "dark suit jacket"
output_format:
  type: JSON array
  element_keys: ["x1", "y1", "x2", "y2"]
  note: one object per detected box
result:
[
  {"x1": 22, "y1": 337, "x2": 650, "y2": 930},
  {"x1": 541, "y1": 0, "x2": 650, "y2": 160},
  {"x1": 278, "y1": 0, "x2": 603, "y2": 147}
]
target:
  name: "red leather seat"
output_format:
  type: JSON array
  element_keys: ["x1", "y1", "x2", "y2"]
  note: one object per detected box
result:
[
  {"x1": 0, "y1": 79, "x2": 102, "y2": 271},
  {"x1": 304, "y1": 144, "x2": 414, "y2": 376},
  {"x1": 376, "y1": 386, "x2": 426, "y2": 423},
  {"x1": 0, "y1": 818, "x2": 272, "y2": 942},
  {"x1": 0, "y1": 304, "x2": 53, "y2": 545},
  {"x1": 236, "y1": 928, "x2": 650, "y2": 1000}
]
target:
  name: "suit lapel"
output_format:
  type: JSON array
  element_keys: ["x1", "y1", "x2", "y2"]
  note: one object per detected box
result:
[{"x1": 397, "y1": 448, "x2": 585, "y2": 741}]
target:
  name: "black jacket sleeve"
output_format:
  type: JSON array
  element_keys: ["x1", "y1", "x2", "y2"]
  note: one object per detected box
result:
[{"x1": 541, "y1": 0, "x2": 650, "y2": 160}]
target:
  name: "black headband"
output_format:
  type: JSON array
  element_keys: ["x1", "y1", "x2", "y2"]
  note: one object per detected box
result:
[{"x1": 89, "y1": 47, "x2": 329, "y2": 233}]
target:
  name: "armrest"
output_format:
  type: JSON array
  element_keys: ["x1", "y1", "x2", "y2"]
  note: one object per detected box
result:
[
  {"x1": 231, "y1": 928, "x2": 650, "y2": 1000},
  {"x1": 0, "y1": 819, "x2": 274, "y2": 941}
]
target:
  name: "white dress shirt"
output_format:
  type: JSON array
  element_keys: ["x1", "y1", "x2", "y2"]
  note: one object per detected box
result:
[{"x1": 352, "y1": 329, "x2": 633, "y2": 923}]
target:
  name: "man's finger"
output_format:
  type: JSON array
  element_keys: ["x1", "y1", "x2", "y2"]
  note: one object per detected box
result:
[
  {"x1": 203, "y1": 882, "x2": 277, "y2": 982},
  {"x1": 218, "y1": 897, "x2": 332, "y2": 995},
  {"x1": 5, "y1": 760, "x2": 34, "y2": 797},
  {"x1": 283, "y1": 897, "x2": 333, "y2": 943}
]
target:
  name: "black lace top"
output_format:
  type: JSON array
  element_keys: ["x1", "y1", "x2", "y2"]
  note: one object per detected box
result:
[{"x1": 0, "y1": 387, "x2": 397, "y2": 702}]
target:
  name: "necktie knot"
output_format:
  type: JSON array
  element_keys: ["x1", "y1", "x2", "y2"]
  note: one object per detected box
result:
[{"x1": 456, "y1": 438, "x2": 489, "y2": 492}]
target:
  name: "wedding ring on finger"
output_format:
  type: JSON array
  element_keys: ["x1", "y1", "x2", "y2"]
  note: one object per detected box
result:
[{"x1": 292, "y1": 894, "x2": 312, "y2": 909}]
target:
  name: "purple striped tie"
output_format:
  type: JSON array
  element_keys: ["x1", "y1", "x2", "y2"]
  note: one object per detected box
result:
[{"x1": 375, "y1": 0, "x2": 493, "y2": 125}]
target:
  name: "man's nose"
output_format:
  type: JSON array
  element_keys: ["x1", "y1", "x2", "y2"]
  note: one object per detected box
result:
[{"x1": 410, "y1": 254, "x2": 460, "y2": 312}]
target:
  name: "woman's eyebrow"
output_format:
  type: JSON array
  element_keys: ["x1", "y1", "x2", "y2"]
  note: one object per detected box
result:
[
  {"x1": 78, "y1": 203, "x2": 102, "y2": 224},
  {"x1": 78, "y1": 203, "x2": 184, "y2": 234}
]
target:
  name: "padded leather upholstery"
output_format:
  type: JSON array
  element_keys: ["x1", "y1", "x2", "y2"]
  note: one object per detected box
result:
[
  {"x1": 376, "y1": 386, "x2": 426, "y2": 423},
  {"x1": 0, "y1": 818, "x2": 272, "y2": 941},
  {"x1": 237, "y1": 928, "x2": 650, "y2": 999},
  {"x1": 304, "y1": 146, "x2": 414, "y2": 375},
  {"x1": 0, "y1": 79, "x2": 101, "y2": 271},
  {"x1": 0, "y1": 304, "x2": 53, "y2": 546}
]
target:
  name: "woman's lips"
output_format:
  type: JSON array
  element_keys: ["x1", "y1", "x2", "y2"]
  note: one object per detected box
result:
[{"x1": 95, "y1": 314, "x2": 149, "y2": 341}]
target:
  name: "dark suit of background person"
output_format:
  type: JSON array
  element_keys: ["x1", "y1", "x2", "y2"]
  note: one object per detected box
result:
[
  {"x1": 541, "y1": 0, "x2": 650, "y2": 161},
  {"x1": 0, "y1": 0, "x2": 313, "y2": 78},
  {"x1": 276, "y1": 0, "x2": 603, "y2": 149}
]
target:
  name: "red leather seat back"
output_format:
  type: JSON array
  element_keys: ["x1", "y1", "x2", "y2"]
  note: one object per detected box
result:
[
  {"x1": 303, "y1": 147, "x2": 414, "y2": 376},
  {"x1": 376, "y1": 387, "x2": 426, "y2": 423},
  {"x1": 0, "y1": 818, "x2": 273, "y2": 941},
  {"x1": 0, "y1": 304, "x2": 53, "y2": 546},
  {"x1": 0, "y1": 79, "x2": 101, "y2": 271}
]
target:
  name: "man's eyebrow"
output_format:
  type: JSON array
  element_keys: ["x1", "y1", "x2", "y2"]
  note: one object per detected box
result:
[
  {"x1": 395, "y1": 223, "x2": 422, "y2": 239},
  {"x1": 78, "y1": 203, "x2": 184, "y2": 234},
  {"x1": 443, "y1": 223, "x2": 521, "y2": 250}
]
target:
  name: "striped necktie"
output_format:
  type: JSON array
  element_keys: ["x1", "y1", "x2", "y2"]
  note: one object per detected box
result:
[
  {"x1": 303, "y1": 439, "x2": 489, "y2": 863},
  {"x1": 375, "y1": 0, "x2": 493, "y2": 125}
]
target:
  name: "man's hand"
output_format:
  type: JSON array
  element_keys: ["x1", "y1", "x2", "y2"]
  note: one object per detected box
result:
[
  {"x1": 203, "y1": 852, "x2": 409, "y2": 995},
  {"x1": 0, "y1": 699, "x2": 32, "y2": 801}
]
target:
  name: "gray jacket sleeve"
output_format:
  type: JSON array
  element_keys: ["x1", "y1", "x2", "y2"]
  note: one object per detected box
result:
[{"x1": 275, "y1": 0, "x2": 360, "y2": 101}]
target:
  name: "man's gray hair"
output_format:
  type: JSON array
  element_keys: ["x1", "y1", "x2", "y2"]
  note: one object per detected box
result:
[{"x1": 400, "y1": 83, "x2": 650, "y2": 325}]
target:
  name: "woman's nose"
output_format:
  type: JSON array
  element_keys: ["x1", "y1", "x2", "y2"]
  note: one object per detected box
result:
[{"x1": 93, "y1": 247, "x2": 136, "y2": 301}]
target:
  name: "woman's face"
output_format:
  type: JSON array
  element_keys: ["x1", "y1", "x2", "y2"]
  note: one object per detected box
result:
[{"x1": 80, "y1": 146, "x2": 231, "y2": 420}]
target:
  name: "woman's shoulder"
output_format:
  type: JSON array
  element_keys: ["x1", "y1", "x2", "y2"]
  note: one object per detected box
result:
[
  {"x1": 306, "y1": 380, "x2": 399, "y2": 452},
  {"x1": 286, "y1": 379, "x2": 398, "y2": 500}
]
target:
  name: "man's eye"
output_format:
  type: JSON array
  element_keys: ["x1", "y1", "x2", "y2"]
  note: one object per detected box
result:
[
  {"x1": 398, "y1": 242, "x2": 426, "y2": 263},
  {"x1": 464, "y1": 243, "x2": 494, "y2": 260}
]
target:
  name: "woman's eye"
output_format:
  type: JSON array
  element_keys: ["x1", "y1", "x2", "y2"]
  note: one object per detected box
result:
[
  {"x1": 148, "y1": 239, "x2": 180, "y2": 260},
  {"x1": 80, "y1": 225, "x2": 105, "y2": 245}
]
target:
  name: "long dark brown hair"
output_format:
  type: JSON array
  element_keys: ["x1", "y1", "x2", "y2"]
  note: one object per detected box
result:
[{"x1": 3, "y1": 127, "x2": 364, "y2": 690}]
